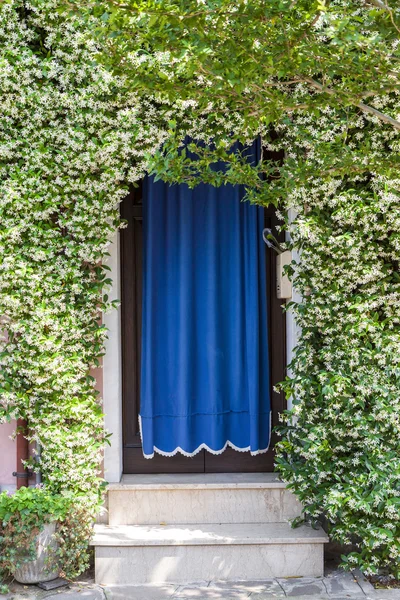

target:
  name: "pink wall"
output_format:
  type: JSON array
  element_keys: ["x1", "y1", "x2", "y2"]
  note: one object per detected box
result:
[{"x1": 0, "y1": 421, "x2": 16, "y2": 490}]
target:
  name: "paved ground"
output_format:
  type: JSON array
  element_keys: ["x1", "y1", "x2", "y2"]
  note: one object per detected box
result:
[{"x1": 3, "y1": 570, "x2": 400, "y2": 600}]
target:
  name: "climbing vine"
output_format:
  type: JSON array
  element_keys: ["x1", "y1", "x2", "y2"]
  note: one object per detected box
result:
[
  {"x1": 1, "y1": 0, "x2": 400, "y2": 580},
  {"x1": 274, "y1": 103, "x2": 400, "y2": 576},
  {"x1": 1, "y1": 1, "x2": 137, "y2": 497},
  {"x1": 0, "y1": 0, "x2": 262, "y2": 578}
]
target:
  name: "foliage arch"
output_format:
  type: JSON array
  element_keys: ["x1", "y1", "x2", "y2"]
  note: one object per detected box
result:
[{"x1": 1, "y1": 0, "x2": 400, "y2": 579}]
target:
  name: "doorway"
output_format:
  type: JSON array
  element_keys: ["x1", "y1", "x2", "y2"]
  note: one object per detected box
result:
[{"x1": 120, "y1": 184, "x2": 286, "y2": 474}]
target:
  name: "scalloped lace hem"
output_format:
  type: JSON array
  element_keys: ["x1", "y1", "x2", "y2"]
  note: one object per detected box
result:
[{"x1": 138, "y1": 413, "x2": 271, "y2": 459}]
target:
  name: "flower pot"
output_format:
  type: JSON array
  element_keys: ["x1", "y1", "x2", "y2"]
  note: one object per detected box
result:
[{"x1": 13, "y1": 522, "x2": 60, "y2": 584}]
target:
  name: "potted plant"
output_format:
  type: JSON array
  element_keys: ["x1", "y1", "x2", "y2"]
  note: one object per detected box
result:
[{"x1": 0, "y1": 486, "x2": 72, "y2": 584}]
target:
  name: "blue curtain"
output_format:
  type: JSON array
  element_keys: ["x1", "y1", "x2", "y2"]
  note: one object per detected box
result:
[{"x1": 139, "y1": 151, "x2": 271, "y2": 458}]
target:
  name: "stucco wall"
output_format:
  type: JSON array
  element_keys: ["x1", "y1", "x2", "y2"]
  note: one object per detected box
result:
[{"x1": 0, "y1": 421, "x2": 16, "y2": 491}]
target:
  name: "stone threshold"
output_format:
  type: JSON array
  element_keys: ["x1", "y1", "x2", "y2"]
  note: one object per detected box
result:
[{"x1": 110, "y1": 472, "x2": 286, "y2": 490}]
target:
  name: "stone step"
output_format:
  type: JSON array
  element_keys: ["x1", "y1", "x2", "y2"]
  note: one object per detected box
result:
[
  {"x1": 107, "y1": 473, "x2": 302, "y2": 525},
  {"x1": 92, "y1": 522, "x2": 328, "y2": 584}
]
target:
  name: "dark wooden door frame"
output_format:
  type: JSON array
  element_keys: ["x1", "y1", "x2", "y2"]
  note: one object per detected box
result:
[{"x1": 120, "y1": 184, "x2": 286, "y2": 474}]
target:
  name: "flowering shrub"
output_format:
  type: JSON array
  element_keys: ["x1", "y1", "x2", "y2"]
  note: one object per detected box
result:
[
  {"x1": 273, "y1": 98, "x2": 400, "y2": 575},
  {"x1": 1, "y1": 0, "x2": 400, "y2": 579},
  {"x1": 0, "y1": 1, "x2": 129, "y2": 495},
  {"x1": 0, "y1": 0, "x2": 160, "y2": 578}
]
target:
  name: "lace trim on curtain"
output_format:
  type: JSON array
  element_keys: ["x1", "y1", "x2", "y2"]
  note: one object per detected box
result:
[{"x1": 138, "y1": 413, "x2": 272, "y2": 460}]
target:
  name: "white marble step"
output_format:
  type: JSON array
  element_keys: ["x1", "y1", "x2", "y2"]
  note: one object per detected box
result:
[
  {"x1": 107, "y1": 473, "x2": 302, "y2": 525},
  {"x1": 114, "y1": 473, "x2": 285, "y2": 489},
  {"x1": 92, "y1": 523, "x2": 328, "y2": 584}
]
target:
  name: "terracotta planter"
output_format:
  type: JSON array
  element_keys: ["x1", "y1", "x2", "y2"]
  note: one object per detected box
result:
[{"x1": 13, "y1": 522, "x2": 60, "y2": 584}]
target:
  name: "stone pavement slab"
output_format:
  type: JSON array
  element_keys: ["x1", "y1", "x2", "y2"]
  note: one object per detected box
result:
[
  {"x1": 45, "y1": 589, "x2": 104, "y2": 600},
  {"x1": 102, "y1": 584, "x2": 178, "y2": 600},
  {"x1": 277, "y1": 577, "x2": 327, "y2": 597},
  {"x1": 168, "y1": 587, "x2": 251, "y2": 599},
  {"x1": 4, "y1": 571, "x2": 400, "y2": 600},
  {"x1": 269, "y1": 597, "x2": 364, "y2": 600},
  {"x1": 352, "y1": 569, "x2": 377, "y2": 597},
  {"x1": 324, "y1": 570, "x2": 366, "y2": 597},
  {"x1": 2, "y1": 584, "x2": 105, "y2": 600},
  {"x1": 208, "y1": 580, "x2": 284, "y2": 596}
]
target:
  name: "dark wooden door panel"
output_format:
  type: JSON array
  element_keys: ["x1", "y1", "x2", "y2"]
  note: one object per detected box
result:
[
  {"x1": 120, "y1": 185, "x2": 286, "y2": 474},
  {"x1": 264, "y1": 206, "x2": 286, "y2": 462},
  {"x1": 121, "y1": 190, "x2": 143, "y2": 448},
  {"x1": 204, "y1": 447, "x2": 275, "y2": 472},
  {"x1": 124, "y1": 447, "x2": 205, "y2": 474}
]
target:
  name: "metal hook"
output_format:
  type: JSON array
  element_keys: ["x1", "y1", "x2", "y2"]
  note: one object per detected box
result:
[{"x1": 262, "y1": 228, "x2": 283, "y2": 254}]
